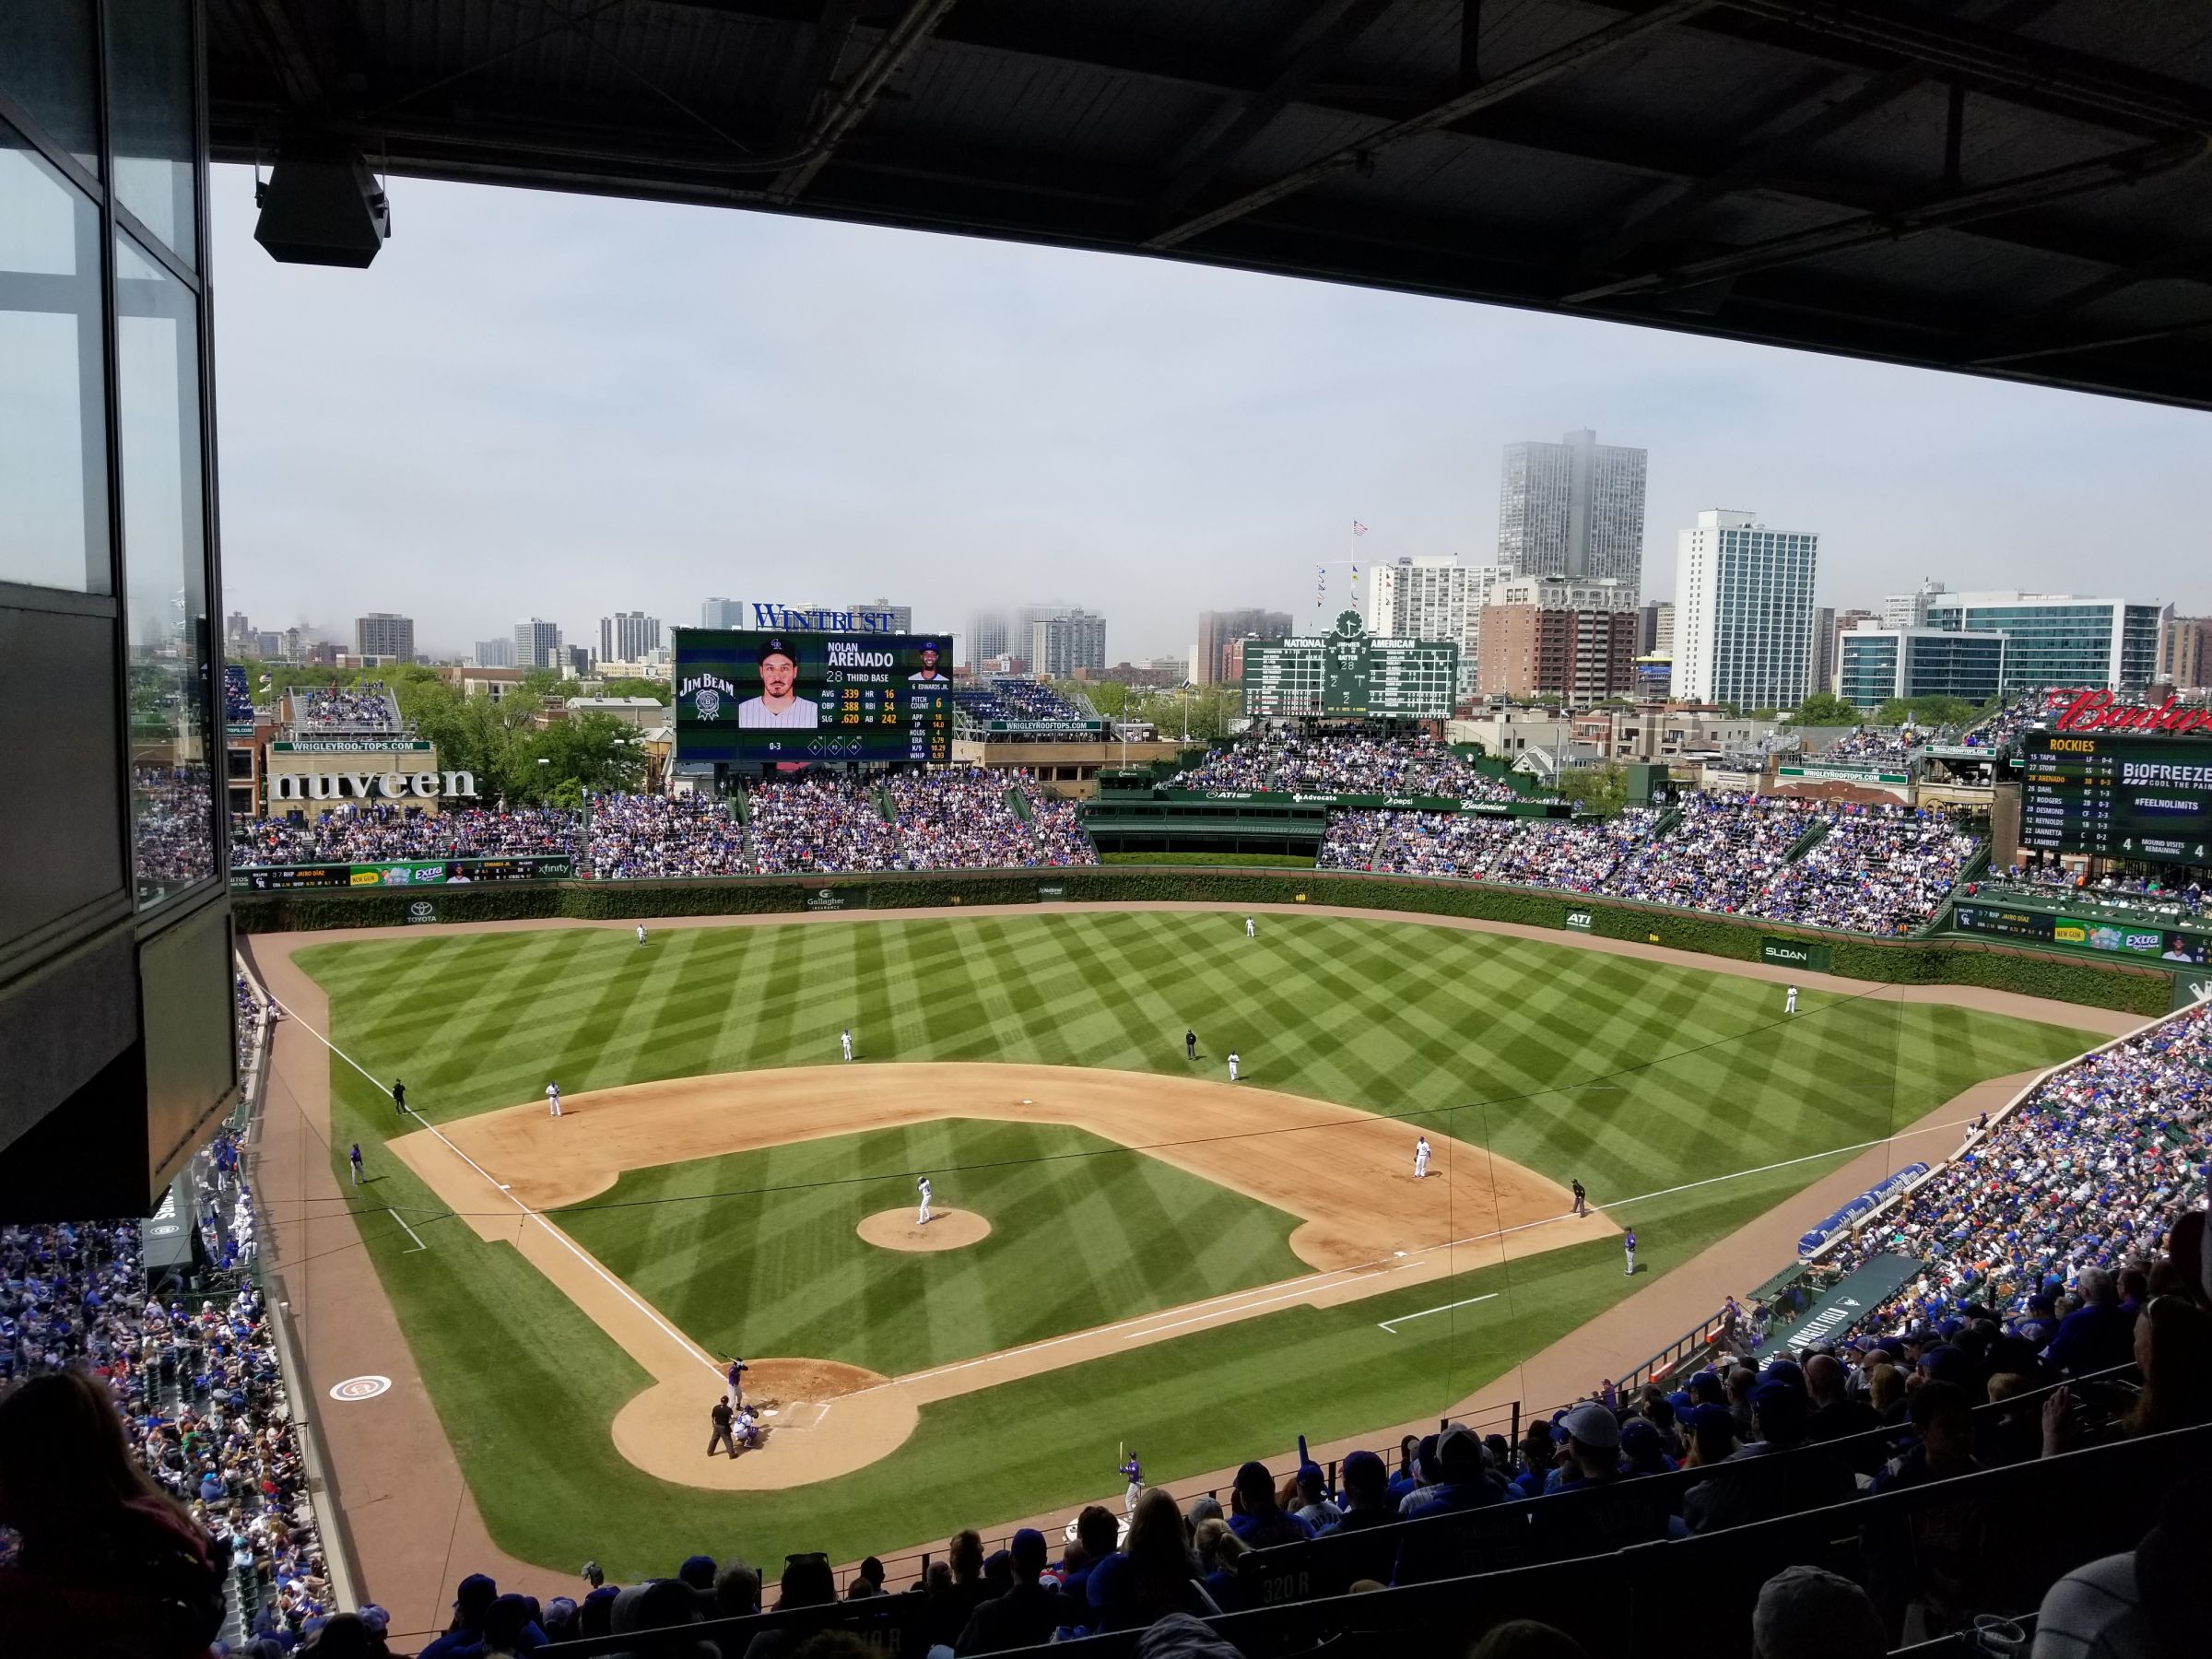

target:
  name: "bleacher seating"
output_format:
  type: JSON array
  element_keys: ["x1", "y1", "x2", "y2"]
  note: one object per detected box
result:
[
  {"x1": 224, "y1": 664, "x2": 254, "y2": 723},
  {"x1": 953, "y1": 678, "x2": 1100, "y2": 729},
  {"x1": 288, "y1": 681, "x2": 401, "y2": 732}
]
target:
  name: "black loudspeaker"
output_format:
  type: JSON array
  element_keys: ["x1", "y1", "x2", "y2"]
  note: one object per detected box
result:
[{"x1": 253, "y1": 140, "x2": 391, "y2": 267}]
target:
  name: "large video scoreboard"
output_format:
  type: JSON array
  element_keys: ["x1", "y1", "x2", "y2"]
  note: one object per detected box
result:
[
  {"x1": 2020, "y1": 732, "x2": 2212, "y2": 865},
  {"x1": 675, "y1": 627, "x2": 954, "y2": 765},
  {"x1": 1242, "y1": 610, "x2": 1458, "y2": 719}
]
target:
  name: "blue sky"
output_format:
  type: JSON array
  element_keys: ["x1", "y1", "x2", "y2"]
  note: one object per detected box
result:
[{"x1": 212, "y1": 169, "x2": 2211, "y2": 663}]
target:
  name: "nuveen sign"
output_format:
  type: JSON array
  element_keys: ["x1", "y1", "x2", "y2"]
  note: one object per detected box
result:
[{"x1": 270, "y1": 771, "x2": 479, "y2": 802}]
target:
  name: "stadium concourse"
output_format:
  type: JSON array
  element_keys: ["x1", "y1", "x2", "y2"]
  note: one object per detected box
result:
[{"x1": 209, "y1": 897, "x2": 2174, "y2": 1653}]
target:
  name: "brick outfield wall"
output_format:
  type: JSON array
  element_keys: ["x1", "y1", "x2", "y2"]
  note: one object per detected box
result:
[{"x1": 231, "y1": 866, "x2": 2174, "y2": 1016}]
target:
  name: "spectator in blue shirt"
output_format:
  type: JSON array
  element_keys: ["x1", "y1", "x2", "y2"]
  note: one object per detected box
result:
[
  {"x1": 1227, "y1": 1461, "x2": 1313, "y2": 1548},
  {"x1": 2045, "y1": 1266, "x2": 2137, "y2": 1378}
]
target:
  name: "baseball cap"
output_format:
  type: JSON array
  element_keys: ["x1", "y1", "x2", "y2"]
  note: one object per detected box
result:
[
  {"x1": 1011, "y1": 1527, "x2": 1047, "y2": 1571},
  {"x1": 760, "y1": 638, "x2": 794, "y2": 661},
  {"x1": 678, "y1": 1555, "x2": 717, "y2": 1590},
  {"x1": 1919, "y1": 1344, "x2": 1971, "y2": 1384},
  {"x1": 1561, "y1": 1401, "x2": 1620, "y2": 1452},
  {"x1": 1340, "y1": 1449, "x2": 1386, "y2": 1489},
  {"x1": 456, "y1": 1573, "x2": 498, "y2": 1609},
  {"x1": 356, "y1": 1606, "x2": 390, "y2": 1637},
  {"x1": 1436, "y1": 1425, "x2": 1485, "y2": 1478},
  {"x1": 1751, "y1": 1565, "x2": 1885, "y2": 1659},
  {"x1": 1688, "y1": 1403, "x2": 1737, "y2": 1441}
]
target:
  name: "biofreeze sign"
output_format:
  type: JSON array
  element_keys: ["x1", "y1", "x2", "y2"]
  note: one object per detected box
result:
[{"x1": 270, "y1": 771, "x2": 477, "y2": 802}]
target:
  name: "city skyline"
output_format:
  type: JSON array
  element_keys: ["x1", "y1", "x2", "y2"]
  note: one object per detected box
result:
[{"x1": 212, "y1": 173, "x2": 2212, "y2": 661}]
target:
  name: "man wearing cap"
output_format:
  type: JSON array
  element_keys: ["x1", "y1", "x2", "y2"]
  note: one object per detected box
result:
[
  {"x1": 1290, "y1": 1462, "x2": 1343, "y2": 1533},
  {"x1": 737, "y1": 639, "x2": 819, "y2": 729},
  {"x1": 910, "y1": 643, "x2": 948, "y2": 683},
  {"x1": 1753, "y1": 1566, "x2": 1886, "y2": 1659},
  {"x1": 958, "y1": 1528, "x2": 1061, "y2": 1653},
  {"x1": 1684, "y1": 1374, "x2": 1854, "y2": 1534},
  {"x1": 418, "y1": 1573, "x2": 500, "y2": 1659},
  {"x1": 1394, "y1": 1425, "x2": 1514, "y2": 1583},
  {"x1": 1227, "y1": 1460, "x2": 1313, "y2": 1548}
]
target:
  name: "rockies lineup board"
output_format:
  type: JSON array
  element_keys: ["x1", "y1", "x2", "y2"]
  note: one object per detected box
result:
[
  {"x1": 1242, "y1": 610, "x2": 1459, "y2": 719},
  {"x1": 675, "y1": 628, "x2": 954, "y2": 765},
  {"x1": 2020, "y1": 731, "x2": 2212, "y2": 865}
]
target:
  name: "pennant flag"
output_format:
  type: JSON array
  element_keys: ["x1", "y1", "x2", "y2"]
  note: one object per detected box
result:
[{"x1": 1352, "y1": 521, "x2": 1369, "y2": 535}]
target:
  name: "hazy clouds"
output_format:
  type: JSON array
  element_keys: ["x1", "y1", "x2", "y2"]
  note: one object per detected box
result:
[{"x1": 211, "y1": 170, "x2": 2212, "y2": 661}]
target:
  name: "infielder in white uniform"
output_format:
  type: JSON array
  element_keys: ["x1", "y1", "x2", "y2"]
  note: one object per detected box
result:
[
  {"x1": 547, "y1": 1081, "x2": 562, "y2": 1118},
  {"x1": 915, "y1": 1176, "x2": 933, "y2": 1227},
  {"x1": 1784, "y1": 985, "x2": 1798, "y2": 1015},
  {"x1": 841, "y1": 1028, "x2": 853, "y2": 1061},
  {"x1": 1227, "y1": 1051, "x2": 1240, "y2": 1083},
  {"x1": 1244, "y1": 916, "x2": 1255, "y2": 939},
  {"x1": 1413, "y1": 1135, "x2": 1430, "y2": 1180}
]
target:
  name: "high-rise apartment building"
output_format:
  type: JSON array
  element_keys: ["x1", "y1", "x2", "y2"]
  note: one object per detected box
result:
[
  {"x1": 1496, "y1": 428, "x2": 1648, "y2": 594},
  {"x1": 1808, "y1": 606, "x2": 1839, "y2": 695},
  {"x1": 1030, "y1": 609, "x2": 1107, "y2": 679},
  {"x1": 700, "y1": 598, "x2": 745, "y2": 629},
  {"x1": 474, "y1": 637, "x2": 516, "y2": 668},
  {"x1": 599, "y1": 611, "x2": 661, "y2": 664},
  {"x1": 1366, "y1": 558, "x2": 1500, "y2": 693},
  {"x1": 1477, "y1": 575, "x2": 1638, "y2": 701},
  {"x1": 226, "y1": 611, "x2": 254, "y2": 651},
  {"x1": 513, "y1": 618, "x2": 564, "y2": 669},
  {"x1": 354, "y1": 613, "x2": 416, "y2": 663},
  {"x1": 2158, "y1": 615, "x2": 2212, "y2": 691},
  {"x1": 1838, "y1": 628, "x2": 2007, "y2": 710},
  {"x1": 1193, "y1": 607, "x2": 1294, "y2": 686},
  {"x1": 1881, "y1": 579, "x2": 1947, "y2": 630},
  {"x1": 1923, "y1": 592, "x2": 2167, "y2": 694},
  {"x1": 1672, "y1": 511, "x2": 1820, "y2": 710}
]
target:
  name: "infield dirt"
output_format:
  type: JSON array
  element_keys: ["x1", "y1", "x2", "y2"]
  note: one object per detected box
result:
[{"x1": 389, "y1": 1063, "x2": 1602, "y2": 1490}]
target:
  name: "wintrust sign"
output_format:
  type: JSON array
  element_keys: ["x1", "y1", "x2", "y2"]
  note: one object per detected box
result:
[
  {"x1": 2047, "y1": 689, "x2": 2212, "y2": 736},
  {"x1": 270, "y1": 771, "x2": 478, "y2": 802}
]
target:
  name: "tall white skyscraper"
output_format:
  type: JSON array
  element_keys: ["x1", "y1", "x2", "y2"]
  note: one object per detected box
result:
[
  {"x1": 1497, "y1": 428, "x2": 1648, "y2": 594},
  {"x1": 1672, "y1": 511, "x2": 1819, "y2": 709},
  {"x1": 700, "y1": 598, "x2": 745, "y2": 629},
  {"x1": 1367, "y1": 557, "x2": 1500, "y2": 694},
  {"x1": 353, "y1": 613, "x2": 415, "y2": 662},
  {"x1": 599, "y1": 611, "x2": 661, "y2": 663},
  {"x1": 474, "y1": 637, "x2": 515, "y2": 667},
  {"x1": 1881, "y1": 579, "x2": 1947, "y2": 629},
  {"x1": 513, "y1": 618, "x2": 563, "y2": 669}
]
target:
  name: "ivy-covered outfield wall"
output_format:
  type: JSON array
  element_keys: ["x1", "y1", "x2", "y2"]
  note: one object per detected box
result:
[{"x1": 232, "y1": 866, "x2": 2176, "y2": 1016}]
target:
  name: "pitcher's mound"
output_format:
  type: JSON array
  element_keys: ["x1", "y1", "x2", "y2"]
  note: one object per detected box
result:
[{"x1": 857, "y1": 1208, "x2": 990, "y2": 1252}]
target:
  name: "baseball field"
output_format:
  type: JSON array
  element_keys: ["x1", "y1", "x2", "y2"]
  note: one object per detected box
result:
[{"x1": 290, "y1": 908, "x2": 2101, "y2": 1576}]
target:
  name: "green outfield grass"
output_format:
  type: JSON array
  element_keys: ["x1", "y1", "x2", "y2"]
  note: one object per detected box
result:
[
  {"x1": 565, "y1": 1120, "x2": 1307, "y2": 1376},
  {"x1": 298, "y1": 910, "x2": 2101, "y2": 1575}
]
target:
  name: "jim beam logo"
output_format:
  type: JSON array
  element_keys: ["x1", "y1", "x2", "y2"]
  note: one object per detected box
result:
[{"x1": 681, "y1": 671, "x2": 738, "y2": 723}]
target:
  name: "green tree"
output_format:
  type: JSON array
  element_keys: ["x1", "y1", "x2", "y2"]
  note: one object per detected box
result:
[
  {"x1": 1078, "y1": 681, "x2": 1133, "y2": 718},
  {"x1": 1874, "y1": 698, "x2": 1915, "y2": 728},
  {"x1": 511, "y1": 712, "x2": 646, "y2": 805},
  {"x1": 1903, "y1": 694, "x2": 1976, "y2": 729},
  {"x1": 594, "y1": 677, "x2": 670, "y2": 704},
  {"x1": 1790, "y1": 692, "x2": 1863, "y2": 726},
  {"x1": 1558, "y1": 761, "x2": 1628, "y2": 817}
]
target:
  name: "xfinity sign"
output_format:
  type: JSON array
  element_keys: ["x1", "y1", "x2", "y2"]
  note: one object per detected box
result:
[{"x1": 271, "y1": 771, "x2": 478, "y2": 803}]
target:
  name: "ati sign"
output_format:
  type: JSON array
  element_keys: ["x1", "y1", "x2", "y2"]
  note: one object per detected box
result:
[
  {"x1": 1563, "y1": 909, "x2": 1595, "y2": 933},
  {"x1": 2046, "y1": 688, "x2": 2212, "y2": 737},
  {"x1": 271, "y1": 770, "x2": 477, "y2": 803},
  {"x1": 1761, "y1": 939, "x2": 1834, "y2": 971}
]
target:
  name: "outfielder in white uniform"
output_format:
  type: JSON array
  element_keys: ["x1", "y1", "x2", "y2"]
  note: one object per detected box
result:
[
  {"x1": 1227, "y1": 1052, "x2": 1240, "y2": 1083},
  {"x1": 1244, "y1": 917, "x2": 1255, "y2": 939},
  {"x1": 1784, "y1": 985, "x2": 1798, "y2": 1015},
  {"x1": 547, "y1": 1081, "x2": 562, "y2": 1118},
  {"x1": 841, "y1": 1028, "x2": 853, "y2": 1061},
  {"x1": 1413, "y1": 1135, "x2": 1430, "y2": 1180},
  {"x1": 637, "y1": 924, "x2": 648, "y2": 947},
  {"x1": 915, "y1": 1177, "x2": 933, "y2": 1228}
]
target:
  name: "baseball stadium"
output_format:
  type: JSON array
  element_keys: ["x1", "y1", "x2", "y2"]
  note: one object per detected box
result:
[{"x1": 9, "y1": 8, "x2": 2212, "y2": 1659}]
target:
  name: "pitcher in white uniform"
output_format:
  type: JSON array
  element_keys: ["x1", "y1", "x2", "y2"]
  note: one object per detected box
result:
[{"x1": 915, "y1": 1176, "x2": 933, "y2": 1227}]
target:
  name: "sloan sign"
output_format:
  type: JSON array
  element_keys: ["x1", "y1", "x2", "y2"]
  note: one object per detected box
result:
[
  {"x1": 2046, "y1": 689, "x2": 2212, "y2": 736},
  {"x1": 271, "y1": 771, "x2": 478, "y2": 803}
]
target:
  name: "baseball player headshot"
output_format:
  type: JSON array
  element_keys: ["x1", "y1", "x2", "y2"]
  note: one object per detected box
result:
[
  {"x1": 1412, "y1": 1135, "x2": 1430, "y2": 1180},
  {"x1": 736, "y1": 639, "x2": 819, "y2": 729},
  {"x1": 546, "y1": 1080, "x2": 562, "y2": 1118},
  {"x1": 908, "y1": 642, "x2": 948, "y2": 682},
  {"x1": 915, "y1": 1176, "x2": 934, "y2": 1228}
]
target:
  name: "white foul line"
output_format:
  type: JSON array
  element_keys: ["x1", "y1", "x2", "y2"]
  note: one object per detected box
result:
[
  {"x1": 266, "y1": 994, "x2": 724, "y2": 1382},
  {"x1": 388, "y1": 1207, "x2": 429, "y2": 1253},
  {"x1": 1379, "y1": 1292, "x2": 1499, "y2": 1334}
]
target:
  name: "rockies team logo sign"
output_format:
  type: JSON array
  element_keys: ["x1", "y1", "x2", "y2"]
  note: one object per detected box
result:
[{"x1": 329, "y1": 1375, "x2": 392, "y2": 1403}]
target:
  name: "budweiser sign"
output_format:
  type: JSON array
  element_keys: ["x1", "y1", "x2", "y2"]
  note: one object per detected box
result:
[{"x1": 2045, "y1": 688, "x2": 2212, "y2": 735}]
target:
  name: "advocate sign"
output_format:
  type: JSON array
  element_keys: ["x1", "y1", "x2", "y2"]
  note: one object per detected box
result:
[{"x1": 270, "y1": 770, "x2": 478, "y2": 803}]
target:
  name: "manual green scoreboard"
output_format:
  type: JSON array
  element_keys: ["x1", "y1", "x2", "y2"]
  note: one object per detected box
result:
[{"x1": 1241, "y1": 610, "x2": 1458, "y2": 718}]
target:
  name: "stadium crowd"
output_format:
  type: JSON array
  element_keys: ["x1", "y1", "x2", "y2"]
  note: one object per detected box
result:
[
  {"x1": 951, "y1": 679, "x2": 1099, "y2": 727},
  {"x1": 1988, "y1": 864, "x2": 2212, "y2": 924},
  {"x1": 1174, "y1": 733, "x2": 1521, "y2": 802},
  {"x1": 1028, "y1": 794, "x2": 1097, "y2": 867},
  {"x1": 747, "y1": 776, "x2": 909, "y2": 875},
  {"x1": 1606, "y1": 794, "x2": 1834, "y2": 913},
  {"x1": 1740, "y1": 805, "x2": 1983, "y2": 935},
  {"x1": 233, "y1": 806, "x2": 582, "y2": 868},
  {"x1": 225, "y1": 665, "x2": 256, "y2": 724},
  {"x1": 1320, "y1": 809, "x2": 1658, "y2": 888},
  {"x1": 1827, "y1": 1002, "x2": 2212, "y2": 1329},
  {"x1": 1816, "y1": 728, "x2": 1922, "y2": 767},
  {"x1": 888, "y1": 768, "x2": 1050, "y2": 870},
  {"x1": 292, "y1": 684, "x2": 397, "y2": 729},
  {"x1": 586, "y1": 794, "x2": 751, "y2": 880},
  {"x1": 135, "y1": 766, "x2": 218, "y2": 890},
  {"x1": 1959, "y1": 694, "x2": 2051, "y2": 750}
]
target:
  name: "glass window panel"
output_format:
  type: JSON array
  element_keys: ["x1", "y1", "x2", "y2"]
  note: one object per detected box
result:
[
  {"x1": 0, "y1": 124, "x2": 110, "y2": 592},
  {"x1": 106, "y1": 0, "x2": 196, "y2": 268},
  {"x1": 117, "y1": 229, "x2": 214, "y2": 908},
  {"x1": 0, "y1": 0, "x2": 100, "y2": 173}
]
